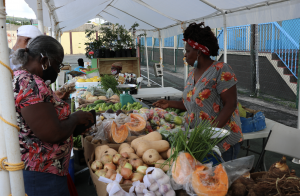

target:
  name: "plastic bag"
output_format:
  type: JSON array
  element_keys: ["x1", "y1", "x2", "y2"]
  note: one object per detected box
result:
[
  {"x1": 92, "y1": 119, "x2": 114, "y2": 143},
  {"x1": 115, "y1": 113, "x2": 131, "y2": 125},
  {"x1": 129, "y1": 181, "x2": 146, "y2": 196},
  {"x1": 221, "y1": 155, "x2": 255, "y2": 186},
  {"x1": 98, "y1": 173, "x2": 130, "y2": 196},
  {"x1": 144, "y1": 167, "x2": 175, "y2": 196},
  {"x1": 106, "y1": 88, "x2": 114, "y2": 99}
]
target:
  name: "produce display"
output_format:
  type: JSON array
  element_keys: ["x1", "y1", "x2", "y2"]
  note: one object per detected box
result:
[
  {"x1": 58, "y1": 82, "x2": 76, "y2": 94},
  {"x1": 228, "y1": 156, "x2": 300, "y2": 196},
  {"x1": 77, "y1": 76, "x2": 101, "y2": 82}
]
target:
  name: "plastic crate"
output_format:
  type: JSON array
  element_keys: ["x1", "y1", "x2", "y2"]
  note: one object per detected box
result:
[{"x1": 75, "y1": 82, "x2": 101, "y2": 88}]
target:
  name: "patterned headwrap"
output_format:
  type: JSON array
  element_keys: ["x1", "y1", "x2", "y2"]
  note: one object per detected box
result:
[{"x1": 183, "y1": 38, "x2": 210, "y2": 56}]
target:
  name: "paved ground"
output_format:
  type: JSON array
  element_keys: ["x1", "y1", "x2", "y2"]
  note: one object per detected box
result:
[{"x1": 64, "y1": 55, "x2": 300, "y2": 196}]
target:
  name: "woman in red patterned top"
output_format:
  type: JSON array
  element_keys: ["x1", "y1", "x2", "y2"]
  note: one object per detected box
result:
[
  {"x1": 154, "y1": 23, "x2": 243, "y2": 162},
  {"x1": 12, "y1": 35, "x2": 94, "y2": 196}
]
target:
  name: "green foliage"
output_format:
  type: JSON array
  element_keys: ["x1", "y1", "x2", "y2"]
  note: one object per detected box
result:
[
  {"x1": 100, "y1": 75, "x2": 120, "y2": 94},
  {"x1": 73, "y1": 135, "x2": 82, "y2": 148}
]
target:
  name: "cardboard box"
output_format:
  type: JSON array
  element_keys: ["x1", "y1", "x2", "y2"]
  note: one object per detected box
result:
[{"x1": 88, "y1": 150, "x2": 132, "y2": 196}]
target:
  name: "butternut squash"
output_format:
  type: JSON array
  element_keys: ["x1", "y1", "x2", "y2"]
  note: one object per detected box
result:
[
  {"x1": 160, "y1": 150, "x2": 169, "y2": 160},
  {"x1": 131, "y1": 132, "x2": 162, "y2": 150},
  {"x1": 118, "y1": 143, "x2": 131, "y2": 153},
  {"x1": 119, "y1": 146, "x2": 135, "y2": 155},
  {"x1": 95, "y1": 145, "x2": 110, "y2": 160},
  {"x1": 103, "y1": 148, "x2": 118, "y2": 157},
  {"x1": 135, "y1": 140, "x2": 170, "y2": 158},
  {"x1": 128, "y1": 153, "x2": 139, "y2": 159},
  {"x1": 142, "y1": 149, "x2": 161, "y2": 165}
]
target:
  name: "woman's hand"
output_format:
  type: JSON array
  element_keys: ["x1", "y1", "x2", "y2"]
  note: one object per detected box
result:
[
  {"x1": 153, "y1": 99, "x2": 170, "y2": 109},
  {"x1": 55, "y1": 90, "x2": 71, "y2": 100},
  {"x1": 73, "y1": 110, "x2": 94, "y2": 126}
]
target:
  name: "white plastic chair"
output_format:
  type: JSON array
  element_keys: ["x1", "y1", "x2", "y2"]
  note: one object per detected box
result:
[{"x1": 255, "y1": 123, "x2": 300, "y2": 171}]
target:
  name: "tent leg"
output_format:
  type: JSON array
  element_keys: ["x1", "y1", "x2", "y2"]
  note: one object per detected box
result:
[
  {"x1": 145, "y1": 32, "x2": 151, "y2": 87},
  {"x1": 255, "y1": 24, "x2": 260, "y2": 97},
  {"x1": 223, "y1": 14, "x2": 227, "y2": 63},
  {"x1": 37, "y1": 0, "x2": 44, "y2": 34},
  {"x1": 159, "y1": 32, "x2": 164, "y2": 88},
  {"x1": 0, "y1": 1, "x2": 26, "y2": 196}
]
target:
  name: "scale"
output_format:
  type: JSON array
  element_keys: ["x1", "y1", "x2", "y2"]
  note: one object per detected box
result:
[{"x1": 117, "y1": 84, "x2": 137, "y2": 107}]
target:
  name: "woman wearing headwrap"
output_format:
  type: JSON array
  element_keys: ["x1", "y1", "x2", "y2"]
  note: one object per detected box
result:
[{"x1": 153, "y1": 23, "x2": 243, "y2": 162}]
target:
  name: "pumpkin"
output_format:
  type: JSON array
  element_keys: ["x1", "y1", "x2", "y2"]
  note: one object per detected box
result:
[
  {"x1": 192, "y1": 164, "x2": 228, "y2": 196},
  {"x1": 131, "y1": 132, "x2": 162, "y2": 150},
  {"x1": 125, "y1": 114, "x2": 146, "y2": 135},
  {"x1": 172, "y1": 152, "x2": 196, "y2": 185},
  {"x1": 108, "y1": 121, "x2": 129, "y2": 143}
]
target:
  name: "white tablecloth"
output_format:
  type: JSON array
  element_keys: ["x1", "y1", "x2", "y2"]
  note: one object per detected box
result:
[{"x1": 243, "y1": 118, "x2": 277, "y2": 140}]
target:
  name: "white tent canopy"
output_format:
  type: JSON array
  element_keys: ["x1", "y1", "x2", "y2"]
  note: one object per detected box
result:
[{"x1": 24, "y1": 0, "x2": 300, "y2": 38}]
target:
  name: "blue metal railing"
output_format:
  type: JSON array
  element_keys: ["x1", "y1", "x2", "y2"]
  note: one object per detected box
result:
[{"x1": 217, "y1": 22, "x2": 299, "y2": 79}]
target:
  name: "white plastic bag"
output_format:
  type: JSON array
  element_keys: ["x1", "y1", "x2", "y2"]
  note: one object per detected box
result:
[{"x1": 98, "y1": 173, "x2": 130, "y2": 196}]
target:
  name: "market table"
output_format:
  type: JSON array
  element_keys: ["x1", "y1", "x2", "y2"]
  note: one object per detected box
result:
[
  {"x1": 242, "y1": 118, "x2": 277, "y2": 171},
  {"x1": 131, "y1": 87, "x2": 183, "y2": 99}
]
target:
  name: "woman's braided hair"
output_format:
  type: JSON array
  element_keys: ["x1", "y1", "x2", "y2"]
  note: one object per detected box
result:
[{"x1": 183, "y1": 22, "x2": 219, "y2": 56}]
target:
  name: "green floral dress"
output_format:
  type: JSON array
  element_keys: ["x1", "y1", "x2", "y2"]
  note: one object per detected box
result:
[{"x1": 182, "y1": 61, "x2": 243, "y2": 153}]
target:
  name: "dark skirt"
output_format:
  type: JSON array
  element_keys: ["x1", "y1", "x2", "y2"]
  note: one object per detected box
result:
[{"x1": 23, "y1": 170, "x2": 70, "y2": 196}]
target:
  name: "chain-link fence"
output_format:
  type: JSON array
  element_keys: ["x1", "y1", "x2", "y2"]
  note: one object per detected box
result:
[{"x1": 139, "y1": 18, "x2": 300, "y2": 109}]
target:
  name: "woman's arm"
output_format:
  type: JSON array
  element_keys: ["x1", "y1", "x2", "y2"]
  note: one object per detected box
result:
[
  {"x1": 21, "y1": 102, "x2": 93, "y2": 144},
  {"x1": 214, "y1": 85, "x2": 237, "y2": 128},
  {"x1": 153, "y1": 99, "x2": 187, "y2": 111}
]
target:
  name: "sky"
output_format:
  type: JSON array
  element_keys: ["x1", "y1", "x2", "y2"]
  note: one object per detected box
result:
[{"x1": 6, "y1": 0, "x2": 37, "y2": 19}]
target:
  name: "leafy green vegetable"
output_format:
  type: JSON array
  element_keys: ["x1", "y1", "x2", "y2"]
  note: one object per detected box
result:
[
  {"x1": 73, "y1": 135, "x2": 82, "y2": 148},
  {"x1": 100, "y1": 75, "x2": 120, "y2": 95},
  {"x1": 161, "y1": 120, "x2": 228, "y2": 170}
]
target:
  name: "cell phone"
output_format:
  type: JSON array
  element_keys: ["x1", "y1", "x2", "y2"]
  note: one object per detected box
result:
[{"x1": 73, "y1": 110, "x2": 96, "y2": 137}]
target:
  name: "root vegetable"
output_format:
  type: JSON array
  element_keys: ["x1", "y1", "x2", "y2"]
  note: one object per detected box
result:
[
  {"x1": 149, "y1": 182, "x2": 159, "y2": 191},
  {"x1": 267, "y1": 156, "x2": 290, "y2": 178},
  {"x1": 121, "y1": 152, "x2": 129, "y2": 158},
  {"x1": 135, "y1": 183, "x2": 146, "y2": 194},
  {"x1": 113, "y1": 154, "x2": 122, "y2": 164},
  {"x1": 118, "y1": 157, "x2": 129, "y2": 166},
  {"x1": 165, "y1": 190, "x2": 175, "y2": 196},
  {"x1": 105, "y1": 169, "x2": 117, "y2": 179},
  {"x1": 247, "y1": 189, "x2": 256, "y2": 196},
  {"x1": 110, "y1": 173, "x2": 117, "y2": 181},
  {"x1": 123, "y1": 162, "x2": 133, "y2": 170},
  {"x1": 95, "y1": 145, "x2": 110, "y2": 160},
  {"x1": 95, "y1": 169, "x2": 107, "y2": 178},
  {"x1": 159, "y1": 184, "x2": 171, "y2": 194},
  {"x1": 167, "y1": 148, "x2": 174, "y2": 158},
  {"x1": 152, "y1": 168, "x2": 165, "y2": 180},
  {"x1": 123, "y1": 180, "x2": 133, "y2": 184},
  {"x1": 156, "y1": 175, "x2": 170, "y2": 185},
  {"x1": 101, "y1": 154, "x2": 113, "y2": 164},
  {"x1": 143, "y1": 149, "x2": 161, "y2": 165},
  {"x1": 137, "y1": 166, "x2": 148, "y2": 175},
  {"x1": 231, "y1": 182, "x2": 246, "y2": 196},
  {"x1": 147, "y1": 174, "x2": 155, "y2": 184},
  {"x1": 91, "y1": 160, "x2": 103, "y2": 172},
  {"x1": 154, "y1": 190, "x2": 162, "y2": 196},
  {"x1": 131, "y1": 172, "x2": 144, "y2": 182},
  {"x1": 128, "y1": 153, "x2": 139, "y2": 159},
  {"x1": 104, "y1": 162, "x2": 116, "y2": 170},
  {"x1": 130, "y1": 158, "x2": 144, "y2": 170},
  {"x1": 121, "y1": 167, "x2": 133, "y2": 180},
  {"x1": 145, "y1": 192, "x2": 156, "y2": 196},
  {"x1": 155, "y1": 159, "x2": 169, "y2": 172}
]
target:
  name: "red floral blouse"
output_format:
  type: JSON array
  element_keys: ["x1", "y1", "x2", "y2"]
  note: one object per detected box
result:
[
  {"x1": 183, "y1": 62, "x2": 243, "y2": 153},
  {"x1": 13, "y1": 70, "x2": 72, "y2": 176}
]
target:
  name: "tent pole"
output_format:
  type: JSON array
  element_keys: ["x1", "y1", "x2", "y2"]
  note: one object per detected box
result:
[
  {"x1": 223, "y1": 14, "x2": 227, "y2": 63},
  {"x1": 255, "y1": 25, "x2": 260, "y2": 97},
  {"x1": 0, "y1": 1, "x2": 26, "y2": 196},
  {"x1": 37, "y1": 0, "x2": 44, "y2": 34},
  {"x1": 181, "y1": 23, "x2": 187, "y2": 87},
  {"x1": 0, "y1": 3, "x2": 12, "y2": 195},
  {"x1": 159, "y1": 31, "x2": 164, "y2": 88},
  {"x1": 144, "y1": 32, "x2": 151, "y2": 87}
]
